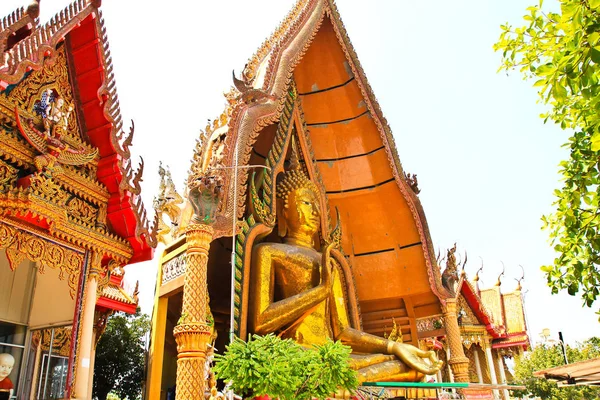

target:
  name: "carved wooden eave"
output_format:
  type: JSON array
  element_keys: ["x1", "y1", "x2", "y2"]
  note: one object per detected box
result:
[
  {"x1": 188, "y1": 0, "x2": 449, "y2": 305},
  {"x1": 0, "y1": 0, "x2": 156, "y2": 264}
]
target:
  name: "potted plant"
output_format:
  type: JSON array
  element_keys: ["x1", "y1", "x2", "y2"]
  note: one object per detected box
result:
[{"x1": 213, "y1": 334, "x2": 358, "y2": 400}]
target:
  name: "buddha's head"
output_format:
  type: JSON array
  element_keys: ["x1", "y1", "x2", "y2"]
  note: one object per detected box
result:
[
  {"x1": 276, "y1": 166, "x2": 321, "y2": 244},
  {"x1": 0, "y1": 353, "x2": 14, "y2": 381}
]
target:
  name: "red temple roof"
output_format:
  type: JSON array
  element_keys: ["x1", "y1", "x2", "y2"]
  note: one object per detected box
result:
[{"x1": 0, "y1": 0, "x2": 156, "y2": 264}]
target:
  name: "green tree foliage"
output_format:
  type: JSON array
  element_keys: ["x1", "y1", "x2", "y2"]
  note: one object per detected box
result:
[
  {"x1": 494, "y1": 0, "x2": 600, "y2": 317},
  {"x1": 93, "y1": 309, "x2": 150, "y2": 400},
  {"x1": 513, "y1": 337, "x2": 600, "y2": 399},
  {"x1": 213, "y1": 334, "x2": 358, "y2": 400}
]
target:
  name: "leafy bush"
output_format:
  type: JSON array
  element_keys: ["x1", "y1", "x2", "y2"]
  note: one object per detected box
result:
[{"x1": 213, "y1": 334, "x2": 358, "y2": 400}]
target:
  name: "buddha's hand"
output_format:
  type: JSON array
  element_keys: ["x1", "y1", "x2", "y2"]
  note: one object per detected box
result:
[
  {"x1": 388, "y1": 342, "x2": 443, "y2": 375},
  {"x1": 320, "y1": 242, "x2": 335, "y2": 289}
]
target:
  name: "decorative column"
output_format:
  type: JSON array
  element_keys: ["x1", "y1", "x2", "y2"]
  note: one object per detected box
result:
[
  {"x1": 483, "y1": 336, "x2": 499, "y2": 399},
  {"x1": 483, "y1": 337, "x2": 498, "y2": 385},
  {"x1": 497, "y1": 352, "x2": 509, "y2": 400},
  {"x1": 174, "y1": 223, "x2": 214, "y2": 399},
  {"x1": 73, "y1": 251, "x2": 102, "y2": 399},
  {"x1": 446, "y1": 346, "x2": 454, "y2": 382},
  {"x1": 442, "y1": 298, "x2": 470, "y2": 382},
  {"x1": 174, "y1": 172, "x2": 222, "y2": 400},
  {"x1": 473, "y1": 346, "x2": 483, "y2": 383}
]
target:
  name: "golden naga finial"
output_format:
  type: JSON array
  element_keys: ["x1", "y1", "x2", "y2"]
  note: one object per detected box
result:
[
  {"x1": 442, "y1": 243, "x2": 465, "y2": 296},
  {"x1": 515, "y1": 265, "x2": 525, "y2": 291},
  {"x1": 474, "y1": 258, "x2": 484, "y2": 283},
  {"x1": 495, "y1": 261, "x2": 506, "y2": 287},
  {"x1": 232, "y1": 69, "x2": 276, "y2": 104}
]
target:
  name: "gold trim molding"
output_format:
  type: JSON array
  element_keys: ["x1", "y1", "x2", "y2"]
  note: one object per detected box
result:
[{"x1": 0, "y1": 221, "x2": 83, "y2": 298}]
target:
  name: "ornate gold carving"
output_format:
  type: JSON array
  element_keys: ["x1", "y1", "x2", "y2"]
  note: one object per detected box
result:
[
  {"x1": 162, "y1": 253, "x2": 187, "y2": 285},
  {"x1": 154, "y1": 163, "x2": 184, "y2": 245},
  {"x1": 457, "y1": 295, "x2": 480, "y2": 326},
  {"x1": 88, "y1": 251, "x2": 104, "y2": 278},
  {"x1": 35, "y1": 326, "x2": 72, "y2": 357},
  {"x1": 12, "y1": 58, "x2": 99, "y2": 177},
  {"x1": 9, "y1": 47, "x2": 79, "y2": 139},
  {"x1": 29, "y1": 173, "x2": 70, "y2": 206},
  {"x1": 65, "y1": 195, "x2": 98, "y2": 225},
  {"x1": 0, "y1": 222, "x2": 83, "y2": 298},
  {"x1": 416, "y1": 315, "x2": 445, "y2": 333},
  {"x1": 0, "y1": 159, "x2": 18, "y2": 188}
]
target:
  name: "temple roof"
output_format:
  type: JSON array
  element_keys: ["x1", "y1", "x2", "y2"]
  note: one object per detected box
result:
[
  {"x1": 97, "y1": 272, "x2": 138, "y2": 314},
  {"x1": 459, "y1": 273, "x2": 530, "y2": 349},
  {"x1": 458, "y1": 277, "x2": 503, "y2": 338},
  {"x1": 188, "y1": 0, "x2": 452, "y2": 342},
  {"x1": 0, "y1": 0, "x2": 156, "y2": 264}
]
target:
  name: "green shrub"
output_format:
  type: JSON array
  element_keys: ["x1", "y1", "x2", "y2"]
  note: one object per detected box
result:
[{"x1": 213, "y1": 334, "x2": 358, "y2": 400}]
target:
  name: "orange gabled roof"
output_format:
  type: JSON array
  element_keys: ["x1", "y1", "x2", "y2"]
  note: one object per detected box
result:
[
  {"x1": 0, "y1": 0, "x2": 156, "y2": 264},
  {"x1": 190, "y1": 0, "x2": 451, "y2": 307}
]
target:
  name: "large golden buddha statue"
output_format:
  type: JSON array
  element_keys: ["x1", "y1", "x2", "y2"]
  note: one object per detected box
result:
[{"x1": 248, "y1": 156, "x2": 443, "y2": 383}]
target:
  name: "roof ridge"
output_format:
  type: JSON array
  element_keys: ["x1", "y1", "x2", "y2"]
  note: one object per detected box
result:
[
  {"x1": 0, "y1": 0, "x2": 90, "y2": 84},
  {"x1": 243, "y1": 0, "x2": 312, "y2": 83},
  {"x1": 0, "y1": 5, "x2": 26, "y2": 32}
]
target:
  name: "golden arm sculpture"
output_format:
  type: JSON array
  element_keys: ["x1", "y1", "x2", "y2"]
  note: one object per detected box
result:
[{"x1": 248, "y1": 164, "x2": 443, "y2": 383}]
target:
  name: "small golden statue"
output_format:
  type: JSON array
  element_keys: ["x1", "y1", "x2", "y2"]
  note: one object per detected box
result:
[{"x1": 248, "y1": 154, "x2": 443, "y2": 382}]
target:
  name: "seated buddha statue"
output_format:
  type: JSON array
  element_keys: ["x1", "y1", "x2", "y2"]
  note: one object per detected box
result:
[{"x1": 248, "y1": 159, "x2": 443, "y2": 383}]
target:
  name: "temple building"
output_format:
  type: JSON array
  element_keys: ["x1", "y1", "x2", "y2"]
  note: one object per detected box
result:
[
  {"x1": 0, "y1": 1, "x2": 156, "y2": 399},
  {"x1": 146, "y1": 0, "x2": 530, "y2": 399}
]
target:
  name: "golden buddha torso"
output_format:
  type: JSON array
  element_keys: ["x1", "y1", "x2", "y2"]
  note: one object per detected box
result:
[
  {"x1": 254, "y1": 241, "x2": 336, "y2": 346},
  {"x1": 247, "y1": 155, "x2": 443, "y2": 382}
]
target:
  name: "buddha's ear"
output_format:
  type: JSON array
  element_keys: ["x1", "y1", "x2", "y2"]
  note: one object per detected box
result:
[{"x1": 277, "y1": 200, "x2": 287, "y2": 238}]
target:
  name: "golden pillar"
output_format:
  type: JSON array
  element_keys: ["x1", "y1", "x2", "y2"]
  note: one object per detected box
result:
[
  {"x1": 174, "y1": 223, "x2": 214, "y2": 399},
  {"x1": 73, "y1": 251, "x2": 102, "y2": 399},
  {"x1": 442, "y1": 298, "x2": 470, "y2": 382},
  {"x1": 174, "y1": 169, "x2": 223, "y2": 399}
]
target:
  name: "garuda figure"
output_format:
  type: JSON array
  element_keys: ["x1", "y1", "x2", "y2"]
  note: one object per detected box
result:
[{"x1": 15, "y1": 89, "x2": 97, "y2": 176}]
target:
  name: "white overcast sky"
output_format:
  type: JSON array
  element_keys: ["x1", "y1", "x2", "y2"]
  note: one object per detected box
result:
[{"x1": 2, "y1": 0, "x2": 597, "y2": 345}]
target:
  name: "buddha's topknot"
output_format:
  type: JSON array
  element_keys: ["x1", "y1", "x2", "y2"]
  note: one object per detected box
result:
[{"x1": 276, "y1": 137, "x2": 319, "y2": 207}]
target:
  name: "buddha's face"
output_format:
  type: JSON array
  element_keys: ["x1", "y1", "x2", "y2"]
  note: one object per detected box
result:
[
  {"x1": 284, "y1": 187, "x2": 321, "y2": 238},
  {"x1": 0, "y1": 353, "x2": 14, "y2": 381}
]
